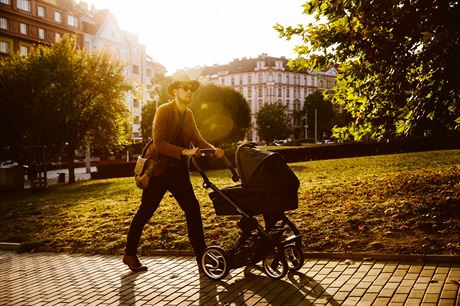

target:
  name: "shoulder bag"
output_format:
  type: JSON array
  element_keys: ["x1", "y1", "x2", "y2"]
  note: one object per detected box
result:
[{"x1": 134, "y1": 140, "x2": 156, "y2": 189}]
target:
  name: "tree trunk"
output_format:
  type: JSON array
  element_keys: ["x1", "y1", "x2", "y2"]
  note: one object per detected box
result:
[{"x1": 67, "y1": 150, "x2": 76, "y2": 184}]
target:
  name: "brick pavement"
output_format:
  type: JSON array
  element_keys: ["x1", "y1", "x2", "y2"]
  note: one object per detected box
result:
[{"x1": 0, "y1": 251, "x2": 458, "y2": 305}]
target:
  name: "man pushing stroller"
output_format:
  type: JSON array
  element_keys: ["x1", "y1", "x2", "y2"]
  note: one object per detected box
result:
[{"x1": 123, "y1": 74, "x2": 224, "y2": 272}]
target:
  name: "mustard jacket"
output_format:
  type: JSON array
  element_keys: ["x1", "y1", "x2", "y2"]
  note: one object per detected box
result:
[{"x1": 144, "y1": 101, "x2": 213, "y2": 176}]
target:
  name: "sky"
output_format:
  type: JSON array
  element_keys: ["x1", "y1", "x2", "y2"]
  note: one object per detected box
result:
[{"x1": 81, "y1": 0, "x2": 312, "y2": 75}]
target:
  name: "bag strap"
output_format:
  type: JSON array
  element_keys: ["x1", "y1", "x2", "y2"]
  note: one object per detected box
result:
[{"x1": 141, "y1": 139, "x2": 153, "y2": 157}]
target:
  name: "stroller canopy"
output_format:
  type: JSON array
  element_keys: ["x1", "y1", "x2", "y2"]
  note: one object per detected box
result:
[{"x1": 235, "y1": 143, "x2": 300, "y2": 192}]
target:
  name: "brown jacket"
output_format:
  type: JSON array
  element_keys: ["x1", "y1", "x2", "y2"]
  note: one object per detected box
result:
[{"x1": 144, "y1": 101, "x2": 213, "y2": 176}]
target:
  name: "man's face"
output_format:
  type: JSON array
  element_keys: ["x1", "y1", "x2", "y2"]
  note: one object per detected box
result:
[{"x1": 174, "y1": 83, "x2": 194, "y2": 104}]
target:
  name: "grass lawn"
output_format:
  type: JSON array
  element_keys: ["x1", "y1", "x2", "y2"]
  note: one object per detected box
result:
[{"x1": 0, "y1": 149, "x2": 459, "y2": 256}]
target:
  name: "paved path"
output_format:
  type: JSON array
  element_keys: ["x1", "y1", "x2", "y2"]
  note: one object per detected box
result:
[{"x1": 0, "y1": 251, "x2": 458, "y2": 305}]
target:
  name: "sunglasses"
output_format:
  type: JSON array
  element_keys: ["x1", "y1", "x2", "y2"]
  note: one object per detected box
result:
[{"x1": 179, "y1": 85, "x2": 194, "y2": 92}]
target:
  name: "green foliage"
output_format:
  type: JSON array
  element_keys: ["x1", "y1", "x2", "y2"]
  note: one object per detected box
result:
[
  {"x1": 304, "y1": 90, "x2": 336, "y2": 139},
  {"x1": 141, "y1": 74, "x2": 172, "y2": 140},
  {"x1": 0, "y1": 37, "x2": 133, "y2": 182},
  {"x1": 275, "y1": 0, "x2": 460, "y2": 141},
  {"x1": 256, "y1": 103, "x2": 291, "y2": 143},
  {"x1": 140, "y1": 100, "x2": 156, "y2": 140},
  {"x1": 0, "y1": 55, "x2": 29, "y2": 148},
  {"x1": 189, "y1": 83, "x2": 251, "y2": 145},
  {"x1": 151, "y1": 74, "x2": 172, "y2": 106}
]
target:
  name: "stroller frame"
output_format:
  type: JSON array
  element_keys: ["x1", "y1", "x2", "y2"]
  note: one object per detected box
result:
[{"x1": 192, "y1": 144, "x2": 304, "y2": 280}]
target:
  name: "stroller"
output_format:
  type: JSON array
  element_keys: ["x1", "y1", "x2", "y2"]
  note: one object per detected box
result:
[{"x1": 191, "y1": 143, "x2": 304, "y2": 280}]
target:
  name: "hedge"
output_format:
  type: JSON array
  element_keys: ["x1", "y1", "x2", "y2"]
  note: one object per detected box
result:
[{"x1": 90, "y1": 136, "x2": 460, "y2": 179}]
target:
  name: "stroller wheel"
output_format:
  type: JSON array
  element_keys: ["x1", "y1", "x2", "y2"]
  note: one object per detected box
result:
[
  {"x1": 262, "y1": 252, "x2": 288, "y2": 279},
  {"x1": 284, "y1": 245, "x2": 304, "y2": 271},
  {"x1": 201, "y1": 246, "x2": 230, "y2": 280}
]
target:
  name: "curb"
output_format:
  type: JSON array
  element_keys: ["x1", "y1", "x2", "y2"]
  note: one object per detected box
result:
[
  {"x1": 302, "y1": 252, "x2": 460, "y2": 264},
  {"x1": 0, "y1": 242, "x2": 21, "y2": 251},
  {"x1": 1, "y1": 242, "x2": 459, "y2": 263}
]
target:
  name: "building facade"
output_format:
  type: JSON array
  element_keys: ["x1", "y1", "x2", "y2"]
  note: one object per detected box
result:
[
  {"x1": 0, "y1": 0, "x2": 166, "y2": 140},
  {"x1": 0, "y1": 0, "x2": 85, "y2": 56},
  {"x1": 198, "y1": 53, "x2": 337, "y2": 142},
  {"x1": 81, "y1": 8, "x2": 165, "y2": 140}
]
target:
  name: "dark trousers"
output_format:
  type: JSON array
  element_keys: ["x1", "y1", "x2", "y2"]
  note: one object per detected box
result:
[{"x1": 125, "y1": 163, "x2": 206, "y2": 259}]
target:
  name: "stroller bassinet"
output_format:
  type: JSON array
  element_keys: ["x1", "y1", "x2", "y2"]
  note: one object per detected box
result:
[{"x1": 210, "y1": 143, "x2": 300, "y2": 216}]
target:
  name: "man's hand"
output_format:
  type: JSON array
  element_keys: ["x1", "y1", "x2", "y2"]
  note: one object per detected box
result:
[
  {"x1": 182, "y1": 148, "x2": 200, "y2": 157},
  {"x1": 213, "y1": 147, "x2": 225, "y2": 159}
]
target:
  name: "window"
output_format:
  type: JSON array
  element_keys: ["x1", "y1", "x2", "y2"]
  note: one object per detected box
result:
[
  {"x1": 0, "y1": 41, "x2": 9, "y2": 54},
  {"x1": 54, "y1": 11, "x2": 62, "y2": 23},
  {"x1": 133, "y1": 100, "x2": 140, "y2": 108},
  {"x1": 0, "y1": 0, "x2": 11, "y2": 5},
  {"x1": 258, "y1": 87, "x2": 263, "y2": 97},
  {"x1": 19, "y1": 23, "x2": 27, "y2": 35},
  {"x1": 38, "y1": 28, "x2": 45, "y2": 40},
  {"x1": 20, "y1": 45, "x2": 28, "y2": 56},
  {"x1": 248, "y1": 75, "x2": 252, "y2": 84},
  {"x1": 67, "y1": 15, "x2": 77, "y2": 27},
  {"x1": 286, "y1": 88, "x2": 290, "y2": 98},
  {"x1": 0, "y1": 17, "x2": 8, "y2": 30},
  {"x1": 278, "y1": 88, "x2": 282, "y2": 97},
  {"x1": 55, "y1": 32, "x2": 61, "y2": 42},
  {"x1": 133, "y1": 116, "x2": 140, "y2": 125},
  {"x1": 132, "y1": 65, "x2": 139, "y2": 74},
  {"x1": 146, "y1": 69, "x2": 152, "y2": 78},
  {"x1": 17, "y1": 0, "x2": 30, "y2": 11},
  {"x1": 294, "y1": 101, "x2": 300, "y2": 112},
  {"x1": 37, "y1": 5, "x2": 45, "y2": 17}
]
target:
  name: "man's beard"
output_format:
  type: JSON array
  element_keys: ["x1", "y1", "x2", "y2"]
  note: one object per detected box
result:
[{"x1": 178, "y1": 95, "x2": 192, "y2": 104}]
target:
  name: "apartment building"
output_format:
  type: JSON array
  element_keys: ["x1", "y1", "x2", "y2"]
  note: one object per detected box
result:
[
  {"x1": 0, "y1": 0, "x2": 85, "y2": 56},
  {"x1": 198, "y1": 53, "x2": 337, "y2": 141},
  {"x1": 0, "y1": 0, "x2": 166, "y2": 140},
  {"x1": 81, "y1": 7, "x2": 165, "y2": 140}
]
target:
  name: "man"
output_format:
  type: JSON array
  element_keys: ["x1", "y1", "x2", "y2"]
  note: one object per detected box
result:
[{"x1": 123, "y1": 74, "x2": 224, "y2": 272}]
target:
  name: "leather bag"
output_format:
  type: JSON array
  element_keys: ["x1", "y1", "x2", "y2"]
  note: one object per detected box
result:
[{"x1": 134, "y1": 140, "x2": 155, "y2": 189}]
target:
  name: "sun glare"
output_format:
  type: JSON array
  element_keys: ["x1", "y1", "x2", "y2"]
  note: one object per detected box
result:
[{"x1": 82, "y1": 0, "x2": 309, "y2": 73}]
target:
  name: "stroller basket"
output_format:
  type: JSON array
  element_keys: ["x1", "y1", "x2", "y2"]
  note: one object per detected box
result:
[{"x1": 210, "y1": 185, "x2": 298, "y2": 216}]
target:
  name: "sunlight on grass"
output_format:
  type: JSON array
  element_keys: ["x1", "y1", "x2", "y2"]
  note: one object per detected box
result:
[{"x1": 1, "y1": 149, "x2": 459, "y2": 255}]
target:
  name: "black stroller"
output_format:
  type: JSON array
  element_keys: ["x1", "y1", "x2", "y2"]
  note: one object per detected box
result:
[{"x1": 191, "y1": 143, "x2": 304, "y2": 280}]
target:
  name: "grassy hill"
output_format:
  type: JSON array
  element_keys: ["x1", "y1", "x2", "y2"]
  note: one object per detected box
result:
[{"x1": 0, "y1": 149, "x2": 459, "y2": 256}]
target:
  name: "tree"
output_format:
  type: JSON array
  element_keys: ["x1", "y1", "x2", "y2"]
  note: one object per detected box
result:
[
  {"x1": 0, "y1": 55, "x2": 30, "y2": 150},
  {"x1": 304, "y1": 90, "x2": 336, "y2": 140},
  {"x1": 140, "y1": 100, "x2": 156, "y2": 140},
  {"x1": 0, "y1": 37, "x2": 132, "y2": 183},
  {"x1": 275, "y1": 0, "x2": 460, "y2": 141},
  {"x1": 140, "y1": 75, "x2": 171, "y2": 140},
  {"x1": 256, "y1": 103, "x2": 291, "y2": 143},
  {"x1": 189, "y1": 83, "x2": 251, "y2": 145}
]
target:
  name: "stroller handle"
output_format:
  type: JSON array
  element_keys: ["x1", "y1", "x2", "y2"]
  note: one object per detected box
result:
[{"x1": 191, "y1": 148, "x2": 240, "y2": 186}]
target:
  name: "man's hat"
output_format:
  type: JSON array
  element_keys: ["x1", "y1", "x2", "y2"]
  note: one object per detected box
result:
[{"x1": 166, "y1": 74, "x2": 200, "y2": 97}]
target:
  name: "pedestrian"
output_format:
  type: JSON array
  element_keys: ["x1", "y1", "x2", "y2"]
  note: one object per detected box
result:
[{"x1": 123, "y1": 74, "x2": 225, "y2": 272}]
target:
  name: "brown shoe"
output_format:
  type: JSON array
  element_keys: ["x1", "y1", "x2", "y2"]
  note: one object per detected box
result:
[{"x1": 123, "y1": 255, "x2": 148, "y2": 272}]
